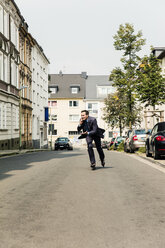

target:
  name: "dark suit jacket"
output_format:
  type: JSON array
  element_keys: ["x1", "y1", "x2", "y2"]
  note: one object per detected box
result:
[{"x1": 77, "y1": 116, "x2": 105, "y2": 138}]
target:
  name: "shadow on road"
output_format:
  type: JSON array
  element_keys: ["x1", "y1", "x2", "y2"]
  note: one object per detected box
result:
[
  {"x1": 94, "y1": 166, "x2": 114, "y2": 170},
  {"x1": 0, "y1": 149, "x2": 85, "y2": 181}
]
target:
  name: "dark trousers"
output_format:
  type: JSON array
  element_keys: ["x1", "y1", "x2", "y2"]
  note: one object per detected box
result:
[{"x1": 86, "y1": 135, "x2": 105, "y2": 165}]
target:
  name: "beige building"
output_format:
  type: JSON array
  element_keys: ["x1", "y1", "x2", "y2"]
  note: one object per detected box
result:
[
  {"x1": 48, "y1": 72, "x2": 87, "y2": 148},
  {"x1": 19, "y1": 22, "x2": 33, "y2": 149},
  {"x1": 48, "y1": 73, "x2": 118, "y2": 148}
]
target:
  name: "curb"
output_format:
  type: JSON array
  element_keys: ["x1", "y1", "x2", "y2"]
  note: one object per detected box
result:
[
  {"x1": 0, "y1": 149, "x2": 49, "y2": 158},
  {"x1": 135, "y1": 153, "x2": 165, "y2": 169}
]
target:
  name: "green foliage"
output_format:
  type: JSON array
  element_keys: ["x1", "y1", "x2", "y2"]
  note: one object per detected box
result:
[
  {"x1": 117, "y1": 141, "x2": 124, "y2": 151},
  {"x1": 103, "y1": 92, "x2": 127, "y2": 136},
  {"x1": 109, "y1": 23, "x2": 145, "y2": 129},
  {"x1": 109, "y1": 144, "x2": 115, "y2": 150},
  {"x1": 137, "y1": 147, "x2": 146, "y2": 153},
  {"x1": 136, "y1": 53, "x2": 165, "y2": 108}
]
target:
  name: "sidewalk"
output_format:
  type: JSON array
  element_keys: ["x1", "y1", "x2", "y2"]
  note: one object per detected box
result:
[
  {"x1": 0, "y1": 148, "x2": 49, "y2": 158},
  {"x1": 136, "y1": 152, "x2": 165, "y2": 168}
]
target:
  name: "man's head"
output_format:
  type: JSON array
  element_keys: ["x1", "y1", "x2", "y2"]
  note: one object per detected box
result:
[{"x1": 81, "y1": 110, "x2": 89, "y2": 121}]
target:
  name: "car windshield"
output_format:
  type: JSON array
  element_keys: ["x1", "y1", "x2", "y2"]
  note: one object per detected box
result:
[
  {"x1": 116, "y1": 137, "x2": 123, "y2": 141},
  {"x1": 135, "y1": 129, "x2": 146, "y2": 135},
  {"x1": 57, "y1": 138, "x2": 68, "y2": 142}
]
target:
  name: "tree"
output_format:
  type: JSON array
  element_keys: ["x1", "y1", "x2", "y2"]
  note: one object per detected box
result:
[
  {"x1": 103, "y1": 91, "x2": 127, "y2": 136},
  {"x1": 110, "y1": 23, "x2": 145, "y2": 129},
  {"x1": 136, "y1": 53, "x2": 165, "y2": 108}
]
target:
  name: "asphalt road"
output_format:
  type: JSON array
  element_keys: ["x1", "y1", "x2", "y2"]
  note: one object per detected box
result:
[{"x1": 0, "y1": 149, "x2": 165, "y2": 248}]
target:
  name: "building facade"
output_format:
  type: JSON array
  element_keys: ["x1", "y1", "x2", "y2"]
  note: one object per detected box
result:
[
  {"x1": 19, "y1": 22, "x2": 33, "y2": 149},
  {"x1": 48, "y1": 73, "x2": 118, "y2": 147},
  {"x1": 0, "y1": 0, "x2": 21, "y2": 149},
  {"x1": 32, "y1": 39, "x2": 49, "y2": 148},
  {"x1": 140, "y1": 47, "x2": 165, "y2": 130},
  {"x1": 48, "y1": 72, "x2": 86, "y2": 147},
  {"x1": 85, "y1": 76, "x2": 117, "y2": 140}
]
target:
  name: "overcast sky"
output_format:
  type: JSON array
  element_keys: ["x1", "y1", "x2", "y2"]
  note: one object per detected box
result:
[{"x1": 15, "y1": 0, "x2": 165, "y2": 75}]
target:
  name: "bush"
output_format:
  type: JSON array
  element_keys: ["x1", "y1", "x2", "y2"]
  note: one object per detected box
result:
[
  {"x1": 117, "y1": 141, "x2": 124, "y2": 151},
  {"x1": 109, "y1": 144, "x2": 115, "y2": 150},
  {"x1": 137, "y1": 147, "x2": 146, "y2": 153}
]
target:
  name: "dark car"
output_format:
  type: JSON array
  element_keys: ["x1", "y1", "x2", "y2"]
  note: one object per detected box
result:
[
  {"x1": 114, "y1": 136, "x2": 125, "y2": 150},
  {"x1": 101, "y1": 141, "x2": 108, "y2": 149},
  {"x1": 146, "y1": 122, "x2": 165, "y2": 159},
  {"x1": 54, "y1": 137, "x2": 73, "y2": 150}
]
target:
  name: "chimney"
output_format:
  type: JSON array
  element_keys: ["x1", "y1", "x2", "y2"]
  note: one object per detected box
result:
[
  {"x1": 81, "y1": 72, "x2": 87, "y2": 79},
  {"x1": 59, "y1": 70, "x2": 63, "y2": 76}
]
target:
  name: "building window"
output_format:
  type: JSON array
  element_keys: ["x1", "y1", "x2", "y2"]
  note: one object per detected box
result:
[
  {"x1": 69, "y1": 100, "x2": 79, "y2": 107},
  {"x1": 69, "y1": 131, "x2": 79, "y2": 135},
  {"x1": 50, "y1": 114, "x2": 57, "y2": 121},
  {"x1": 0, "y1": 6, "x2": 3, "y2": 34},
  {"x1": 109, "y1": 131, "x2": 113, "y2": 138},
  {"x1": 48, "y1": 124, "x2": 57, "y2": 135},
  {"x1": 22, "y1": 114, "x2": 24, "y2": 134},
  {"x1": 48, "y1": 101, "x2": 57, "y2": 107},
  {"x1": 0, "y1": 103, "x2": 2, "y2": 128},
  {"x1": 97, "y1": 86, "x2": 115, "y2": 97},
  {"x1": 3, "y1": 55, "x2": 8, "y2": 83},
  {"x1": 49, "y1": 87, "x2": 58, "y2": 94},
  {"x1": 15, "y1": 107, "x2": 19, "y2": 129},
  {"x1": 37, "y1": 117, "x2": 40, "y2": 135},
  {"x1": 69, "y1": 115, "x2": 79, "y2": 121},
  {"x1": 0, "y1": 52, "x2": 3, "y2": 80},
  {"x1": 87, "y1": 103, "x2": 98, "y2": 114},
  {"x1": 0, "y1": 102, "x2": 7, "y2": 129},
  {"x1": 71, "y1": 87, "x2": 79, "y2": 94}
]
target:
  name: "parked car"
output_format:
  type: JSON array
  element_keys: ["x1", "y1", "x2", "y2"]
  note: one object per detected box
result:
[
  {"x1": 107, "y1": 137, "x2": 115, "y2": 150},
  {"x1": 146, "y1": 122, "x2": 165, "y2": 159},
  {"x1": 129, "y1": 129, "x2": 147, "y2": 153},
  {"x1": 54, "y1": 137, "x2": 73, "y2": 150},
  {"x1": 101, "y1": 141, "x2": 109, "y2": 149},
  {"x1": 124, "y1": 130, "x2": 132, "y2": 152},
  {"x1": 113, "y1": 136, "x2": 125, "y2": 150}
]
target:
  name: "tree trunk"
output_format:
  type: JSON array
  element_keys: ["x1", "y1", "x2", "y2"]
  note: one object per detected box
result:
[{"x1": 119, "y1": 117, "x2": 122, "y2": 136}]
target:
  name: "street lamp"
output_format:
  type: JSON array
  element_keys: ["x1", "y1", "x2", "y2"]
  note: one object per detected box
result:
[{"x1": 19, "y1": 85, "x2": 28, "y2": 150}]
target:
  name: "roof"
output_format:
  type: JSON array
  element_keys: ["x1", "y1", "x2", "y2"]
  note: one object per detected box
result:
[
  {"x1": 49, "y1": 73, "x2": 86, "y2": 99},
  {"x1": 86, "y1": 75, "x2": 114, "y2": 100},
  {"x1": 157, "y1": 50, "x2": 165, "y2": 59}
]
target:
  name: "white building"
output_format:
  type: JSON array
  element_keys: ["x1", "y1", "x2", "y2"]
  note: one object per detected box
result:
[
  {"x1": 32, "y1": 39, "x2": 50, "y2": 148},
  {"x1": 85, "y1": 76, "x2": 118, "y2": 140},
  {"x1": 0, "y1": 0, "x2": 21, "y2": 149}
]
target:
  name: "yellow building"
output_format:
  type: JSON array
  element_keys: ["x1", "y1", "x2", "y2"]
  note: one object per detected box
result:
[{"x1": 19, "y1": 22, "x2": 34, "y2": 148}]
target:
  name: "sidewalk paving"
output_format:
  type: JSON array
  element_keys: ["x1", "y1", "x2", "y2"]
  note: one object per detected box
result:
[
  {"x1": 0, "y1": 148, "x2": 49, "y2": 158},
  {"x1": 136, "y1": 152, "x2": 165, "y2": 168}
]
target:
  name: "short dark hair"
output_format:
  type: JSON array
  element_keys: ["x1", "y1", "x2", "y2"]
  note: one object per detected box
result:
[{"x1": 81, "y1": 110, "x2": 89, "y2": 115}]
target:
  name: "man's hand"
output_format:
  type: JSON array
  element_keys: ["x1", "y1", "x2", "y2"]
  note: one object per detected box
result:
[
  {"x1": 79, "y1": 118, "x2": 84, "y2": 125},
  {"x1": 81, "y1": 131, "x2": 88, "y2": 135}
]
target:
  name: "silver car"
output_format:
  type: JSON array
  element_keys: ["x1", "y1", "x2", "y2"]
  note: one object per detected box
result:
[{"x1": 129, "y1": 129, "x2": 147, "y2": 153}]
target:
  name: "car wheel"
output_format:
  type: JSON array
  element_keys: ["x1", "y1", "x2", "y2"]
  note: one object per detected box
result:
[
  {"x1": 153, "y1": 145, "x2": 160, "y2": 160},
  {"x1": 130, "y1": 146, "x2": 134, "y2": 153},
  {"x1": 146, "y1": 144, "x2": 152, "y2": 157}
]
